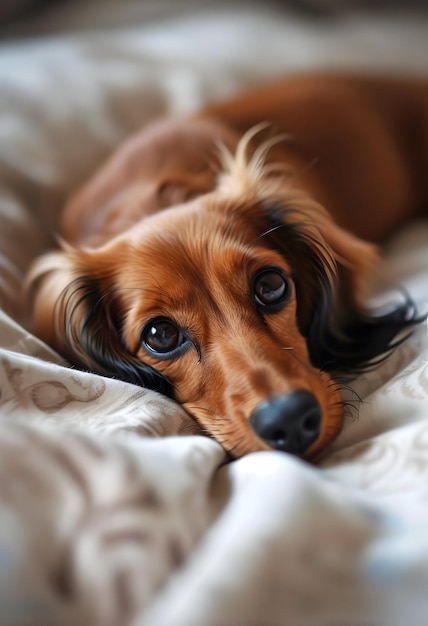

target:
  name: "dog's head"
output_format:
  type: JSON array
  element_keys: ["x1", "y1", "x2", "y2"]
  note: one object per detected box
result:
[{"x1": 30, "y1": 124, "x2": 419, "y2": 459}]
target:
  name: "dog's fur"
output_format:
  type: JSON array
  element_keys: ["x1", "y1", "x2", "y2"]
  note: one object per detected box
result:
[{"x1": 29, "y1": 73, "x2": 428, "y2": 459}]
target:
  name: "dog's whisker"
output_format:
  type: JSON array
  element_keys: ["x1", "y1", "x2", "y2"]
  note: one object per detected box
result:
[
  {"x1": 286, "y1": 156, "x2": 319, "y2": 187},
  {"x1": 331, "y1": 381, "x2": 363, "y2": 404},
  {"x1": 248, "y1": 221, "x2": 289, "y2": 248}
]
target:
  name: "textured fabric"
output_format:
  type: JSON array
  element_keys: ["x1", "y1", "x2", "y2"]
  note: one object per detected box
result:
[{"x1": 1, "y1": 7, "x2": 428, "y2": 626}]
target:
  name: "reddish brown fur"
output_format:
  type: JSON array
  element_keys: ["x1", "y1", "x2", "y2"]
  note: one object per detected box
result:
[{"x1": 29, "y1": 72, "x2": 428, "y2": 460}]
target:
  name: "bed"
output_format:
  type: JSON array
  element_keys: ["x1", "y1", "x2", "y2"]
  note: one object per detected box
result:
[{"x1": 1, "y1": 3, "x2": 428, "y2": 625}]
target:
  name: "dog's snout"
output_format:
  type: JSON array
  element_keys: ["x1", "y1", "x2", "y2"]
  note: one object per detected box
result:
[{"x1": 249, "y1": 390, "x2": 322, "y2": 454}]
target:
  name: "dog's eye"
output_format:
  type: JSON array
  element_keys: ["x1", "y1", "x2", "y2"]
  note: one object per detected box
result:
[
  {"x1": 253, "y1": 268, "x2": 290, "y2": 311},
  {"x1": 141, "y1": 318, "x2": 185, "y2": 355}
]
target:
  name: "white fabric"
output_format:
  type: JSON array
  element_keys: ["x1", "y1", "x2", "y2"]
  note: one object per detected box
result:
[{"x1": 1, "y1": 6, "x2": 428, "y2": 626}]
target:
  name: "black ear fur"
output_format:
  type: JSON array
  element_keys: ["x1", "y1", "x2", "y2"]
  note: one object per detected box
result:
[
  {"x1": 60, "y1": 275, "x2": 173, "y2": 395},
  {"x1": 264, "y1": 206, "x2": 424, "y2": 375},
  {"x1": 306, "y1": 287, "x2": 422, "y2": 374}
]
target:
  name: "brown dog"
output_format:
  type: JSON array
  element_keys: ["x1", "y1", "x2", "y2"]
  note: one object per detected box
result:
[{"x1": 29, "y1": 73, "x2": 428, "y2": 460}]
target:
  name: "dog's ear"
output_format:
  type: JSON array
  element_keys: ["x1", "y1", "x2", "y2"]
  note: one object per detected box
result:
[
  {"x1": 264, "y1": 198, "x2": 421, "y2": 374},
  {"x1": 62, "y1": 118, "x2": 241, "y2": 245},
  {"x1": 147, "y1": 117, "x2": 241, "y2": 209},
  {"x1": 28, "y1": 248, "x2": 172, "y2": 394}
]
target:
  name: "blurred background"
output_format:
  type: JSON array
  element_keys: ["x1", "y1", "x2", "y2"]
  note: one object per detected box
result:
[{"x1": 0, "y1": 0, "x2": 427, "y2": 39}]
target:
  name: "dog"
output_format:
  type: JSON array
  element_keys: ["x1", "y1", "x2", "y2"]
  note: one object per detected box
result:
[{"x1": 28, "y1": 72, "x2": 428, "y2": 460}]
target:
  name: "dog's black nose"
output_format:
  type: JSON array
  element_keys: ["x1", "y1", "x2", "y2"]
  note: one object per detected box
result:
[{"x1": 249, "y1": 390, "x2": 322, "y2": 454}]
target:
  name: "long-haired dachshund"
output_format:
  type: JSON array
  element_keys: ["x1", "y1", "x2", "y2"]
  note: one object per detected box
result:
[{"x1": 29, "y1": 73, "x2": 428, "y2": 460}]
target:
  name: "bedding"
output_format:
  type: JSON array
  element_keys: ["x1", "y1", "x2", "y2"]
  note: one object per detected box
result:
[{"x1": 1, "y1": 5, "x2": 428, "y2": 625}]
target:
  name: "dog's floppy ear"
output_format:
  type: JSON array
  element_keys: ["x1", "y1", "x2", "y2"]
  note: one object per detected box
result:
[
  {"x1": 28, "y1": 247, "x2": 172, "y2": 394},
  {"x1": 264, "y1": 197, "x2": 421, "y2": 374},
  {"x1": 61, "y1": 117, "x2": 241, "y2": 245}
]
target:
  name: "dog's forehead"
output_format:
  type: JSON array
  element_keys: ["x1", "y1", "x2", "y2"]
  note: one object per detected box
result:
[
  {"x1": 119, "y1": 199, "x2": 289, "y2": 304},
  {"x1": 128, "y1": 198, "x2": 256, "y2": 263}
]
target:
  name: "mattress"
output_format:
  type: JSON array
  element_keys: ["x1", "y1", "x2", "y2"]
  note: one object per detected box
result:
[{"x1": 1, "y1": 5, "x2": 428, "y2": 625}]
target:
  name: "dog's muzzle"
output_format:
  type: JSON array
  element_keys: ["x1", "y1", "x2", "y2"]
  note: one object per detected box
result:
[{"x1": 249, "y1": 390, "x2": 321, "y2": 454}]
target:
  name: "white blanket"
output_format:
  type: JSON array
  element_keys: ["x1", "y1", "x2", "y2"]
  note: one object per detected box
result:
[{"x1": 1, "y1": 6, "x2": 428, "y2": 625}]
